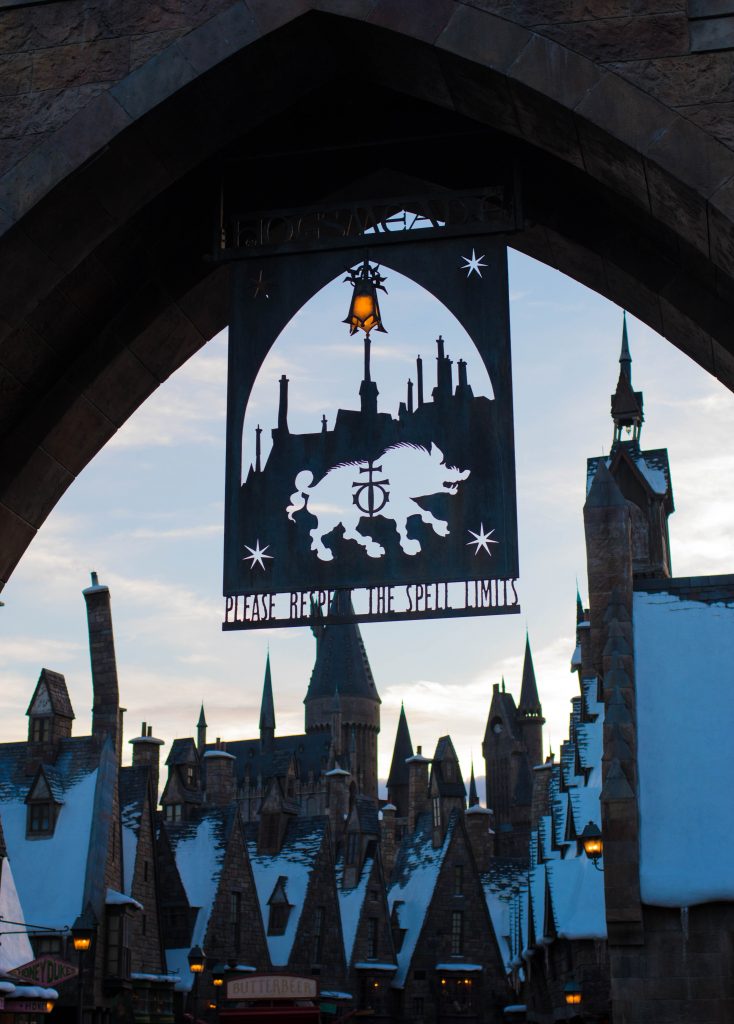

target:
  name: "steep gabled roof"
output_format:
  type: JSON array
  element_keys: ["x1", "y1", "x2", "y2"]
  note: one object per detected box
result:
[
  {"x1": 388, "y1": 811, "x2": 457, "y2": 987},
  {"x1": 26, "y1": 669, "x2": 74, "y2": 719},
  {"x1": 386, "y1": 705, "x2": 413, "y2": 790},
  {"x1": 166, "y1": 737, "x2": 198, "y2": 766},
  {"x1": 245, "y1": 816, "x2": 329, "y2": 967},
  {"x1": 259, "y1": 653, "x2": 276, "y2": 732},
  {"x1": 305, "y1": 593, "x2": 380, "y2": 704},
  {"x1": 518, "y1": 634, "x2": 542, "y2": 716},
  {"x1": 224, "y1": 732, "x2": 332, "y2": 786}
]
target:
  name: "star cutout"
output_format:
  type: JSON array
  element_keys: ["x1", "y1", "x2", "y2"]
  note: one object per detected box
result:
[
  {"x1": 243, "y1": 540, "x2": 273, "y2": 570},
  {"x1": 467, "y1": 524, "x2": 498, "y2": 556},
  {"x1": 251, "y1": 270, "x2": 272, "y2": 299},
  {"x1": 460, "y1": 249, "x2": 488, "y2": 278}
]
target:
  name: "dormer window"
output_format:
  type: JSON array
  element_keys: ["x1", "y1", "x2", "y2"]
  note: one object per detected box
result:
[
  {"x1": 164, "y1": 804, "x2": 183, "y2": 822},
  {"x1": 30, "y1": 718, "x2": 51, "y2": 744},
  {"x1": 28, "y1": 801, "x2": 54, "y2": 836},
  {"x1": 267, "y1": 877, "x2": 292, "y2": 936},
  {"x1": 25, "y1": 769, "x2": 59, "y2": 838}
]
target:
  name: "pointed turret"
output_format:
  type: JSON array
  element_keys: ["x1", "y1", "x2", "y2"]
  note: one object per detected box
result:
[
  {"x1": 518, "y1": 633, "x2": 542, "y2": 716},
  {"x1": 468, "y1": 762, "x2": 479, "y2": 807},
  {"x1": 386, "y1": 704, "x2": 413, "y2": 816},
  {"x1": 197, "y1": 703, "x2": 207, "y2": 753},
  {"x1": 304, "y1": 591, "x2": 380, "y2": 800},
  {"x1": 611, "y1": 313, "x2": 644, "y2": 445},
  {"x1": 576, "y1": 585, "x2": 585, "y2": 625},
  {"x1": 260, "y1": 653, "x2": 276, "y2": 752},
  {"x1": 517, "y1": 633, "x2": 545, "y2": 770}
]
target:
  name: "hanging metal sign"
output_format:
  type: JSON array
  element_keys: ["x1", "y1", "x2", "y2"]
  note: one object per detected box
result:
[{"x1": 222, "y1": 211, "x2": 520, "y2": 630}]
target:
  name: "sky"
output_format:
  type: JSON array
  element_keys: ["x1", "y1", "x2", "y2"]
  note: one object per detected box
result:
[{"x1": 2, "y1": 248, "x2": 733, "y2": 799}]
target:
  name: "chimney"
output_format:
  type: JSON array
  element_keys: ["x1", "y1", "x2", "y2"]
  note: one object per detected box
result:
[
  {"x1": 83, "y1": 572, "x2": 121, "y2": 763},
  {"x1": 130, "y1": 722, "x2": 165, "y2": 805},
  {"x1": 204, "y1": 745, "x2": 236, "y2": 806},
  {"x1": 407, "y1": 379, "x2": 414, "y2": 414},
  {"x1": 380, "y1": 803, "x2": 398, "y2": 877},
  {"x1": 416, "y1": 356, "x2": 424, "y2": 407},
  {"x1": 406, "y1": 746, "x2": 430, "y2": 832},
  {"x1": 277, "y1": 375, "x2": 289, "y2": 433},
  {"x1": 464, "y1": 806, "x2": 495, "y2": 872}
]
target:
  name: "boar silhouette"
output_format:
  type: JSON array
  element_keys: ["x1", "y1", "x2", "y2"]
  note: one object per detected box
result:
[{"x1": 287, "y1": 442, "x2": 470, "y2": 561}]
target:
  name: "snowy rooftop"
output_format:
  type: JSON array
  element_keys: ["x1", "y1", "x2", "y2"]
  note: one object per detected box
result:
[
  {"x1": 388, "y1": 812, "x2": 456, "y2": 988},
  {"x1": 0, "y1": 737, "x2": 102, "y2": 930},
  {"x1": 634, "y1": 587, "x2": 734, "y2": 907},
  {"x1": 246, "y1": 817, "x2": 327, "y2": 966},
  {"x1": 336, "y1": 855, "x2": 372, "y2": 964}
]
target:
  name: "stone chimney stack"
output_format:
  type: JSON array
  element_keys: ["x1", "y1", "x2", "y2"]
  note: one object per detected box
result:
[
  {"x1": 325, "y1": 764, "x2": 350, "y2": 846},
  {"x1": 380, "y1": 803, "x2": 397, "y2": 876},
  {"x1": 406, "y1": 746, "x2": 430, "y2": 832},
  {"x1": 83, "y1": 572, "x2": 122, "y2": 764},
  {"x1": 204, "y1": 743, "x2": 236, "y2": 807},
  {"x1": 129, "y1": 722, "x2": 164, "y2": 804},
  {"x1": 464, "y1": 806, "x2": 495, "y2": 872}
]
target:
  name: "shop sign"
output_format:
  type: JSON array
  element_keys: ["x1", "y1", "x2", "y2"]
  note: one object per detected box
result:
[{"x1": 227, "y1": 975, "x2": 318, "y2": 1000}]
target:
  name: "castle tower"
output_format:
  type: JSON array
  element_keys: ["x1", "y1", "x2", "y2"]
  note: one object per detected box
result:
[
  {"x1": 588, "y1": 314, "x2": 674, "y2": 580},
  {"x1": 259, "y1": 653, "x2": 276, "y2": 753},
  {"x1": 304, "y1": 591, "x2": 380, "y2": 800},
  {"x1": 386, "y1": 704, "x2": 413, "y2": 817},
  {"x1": 516, "y1": 633, "x2": 545, "y2": 769}
]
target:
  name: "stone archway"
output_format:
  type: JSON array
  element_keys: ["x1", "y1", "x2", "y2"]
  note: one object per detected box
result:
[{"x1": 1, "y1": 2, "x2": 734, "y2": 589}]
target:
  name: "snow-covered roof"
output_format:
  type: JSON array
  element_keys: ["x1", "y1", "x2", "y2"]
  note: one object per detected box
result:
[
  {"x1": 545, "y1": 856, "x2": 606, "y2": 940},
  {"x1": 164, "y1": 808, "x2": 233, "y2": 986},
  {"x1": 388, "y1": 812, "x2": 456, "y2": 988},
  {"x1": 634, "y1": 587, "x2": 734, "y2": 906},
  {"x1": 480, "y1": 858, "x2": 528, "y2": 973},
  {"x1": 8, "y1": 986, "x2": 58, "y2": 999},
  {"x1": 0, "y1": 739, "x2": 100, "y2": 930},
  {"x1": 246, "y1": 817, "x2": 327, "y2": 967},
  {"x1": 336, "y1": 855, "x2": 372, "y2": 964},
  {"x1": 353, "y1": 962, "x2": 396, "y2": 971},
  {"x1": 435, "y1": 962, "x2": 483, "y2": 971},
  {"x1": 106, "y1": 888, "x2": 142, "y2": 909},
  {"x1": 0, "y1": 856, "x2": 33, "y2": 972}
]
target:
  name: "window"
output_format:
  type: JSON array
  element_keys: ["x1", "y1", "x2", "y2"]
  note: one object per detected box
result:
[
  {"x1": 451, "y1": 911, "x2": 463, "y2": 956},
  {"x1": 231, "y1": 892, "x2": 242, "y2": 953},
  {"x1": 30, "y1": 718, "x2": 51, "y2": 743},
  {"x1": 143, "y1": 860, "x2": 149, "y2": 882},
  {"x1": 454, "y1": 865, "x2": 463, "y2": 895},
  {"x1": 439, "y1": 976, "x2": 474, "y2": 1014},
  {"x1": 106, "y1": 910, "x2": 131, "y2": 979},
  {"x1": 34, "y1": 936, "x2": 61, "y2": 956},
  {"x1": 413, "y1": 997, "x2": 425, "y2": 1017},
  {"x1": 164, "y1": 804, "x2": 183, "y2": 822},
  {"x1": 346, "y1": 832, "x2": 359, "y2": 865},
  {"x1": 27, "y1": 802, "x2": 54, "y2": 836},
  {"x1": 445, "y1": 761, "x2": 453, "y2": 780},
  {"x1": 432, "y1": 798, "x2": 441, "y2": 829},
  {"x1": 268, "y1": 903, "x2": 290, "y2": 935},
  {"x1": 367, "y1": 917, "x2": 378, "y2": 959},
  {"x1": 185, "y1": 766, "x2": 195, "y2": 787},
  {"x1": 312, "y1": 907, "x2": 324, "y2": 964}
]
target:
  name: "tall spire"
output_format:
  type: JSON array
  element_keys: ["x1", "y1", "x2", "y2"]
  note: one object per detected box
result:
[
  {"x1": 611, "y1": 312, "x2": 643, "y2": 445},
  {"x1": 197, "y1": 703, "x2": 207, "y2": 753},
  {"x1": 259, "y1": 653, "x2": 276, "y2": 749},
  {"x1": 387, "y1": 704, "x2": 413, "y2": 791},
  {"x1": 576, "y1": 585, "x2": 584, "y2": 625},
  {"x1": 468, "y1": 761, "x2": 479, "y2": 807},
  {"x1": 518, "y1": 632, "x2": 542, "y2": 716},
  {"x1": 620, "y1": 311, "x2": 631, "y2": 382}
]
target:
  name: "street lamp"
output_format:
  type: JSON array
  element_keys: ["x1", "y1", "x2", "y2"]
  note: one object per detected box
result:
[
  {"x1": 71, "y1": 905, "x2": 97, "y2": 1024},
  {"x1": 211, "y1": 963, "x2": 226, "y2": 1019},
  {"x1": 343, "y1": 259, "x2": 387, "y2": 337},
  {"x1": 580, "y1": 821, "x2": 604, "y2": 870},
  {"x1": 188, "y1": 946, "x2": 206, "y2": 1023},
  {"x1": 564, "y1": 979, "x2": 582, "y2": 1007}
]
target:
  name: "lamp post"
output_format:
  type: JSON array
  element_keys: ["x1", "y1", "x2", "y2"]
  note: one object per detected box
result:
[
  {"x1": 211, "y1": 964, "x2": 226, "y2": 1020},
  {"x1": 188, "y1": 945, "x2": 205, "y2": 1024},
  {"x1": 580, "y1": 821, "x2": 604, "y2": 871},
  {"x1": 71, "y1": 905, "x2": 96, "y2": 1024}
]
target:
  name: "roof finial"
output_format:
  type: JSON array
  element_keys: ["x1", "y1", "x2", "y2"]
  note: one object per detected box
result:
[{"x1": 620, "y1": 311, "x2": 631, "y2": 383}]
